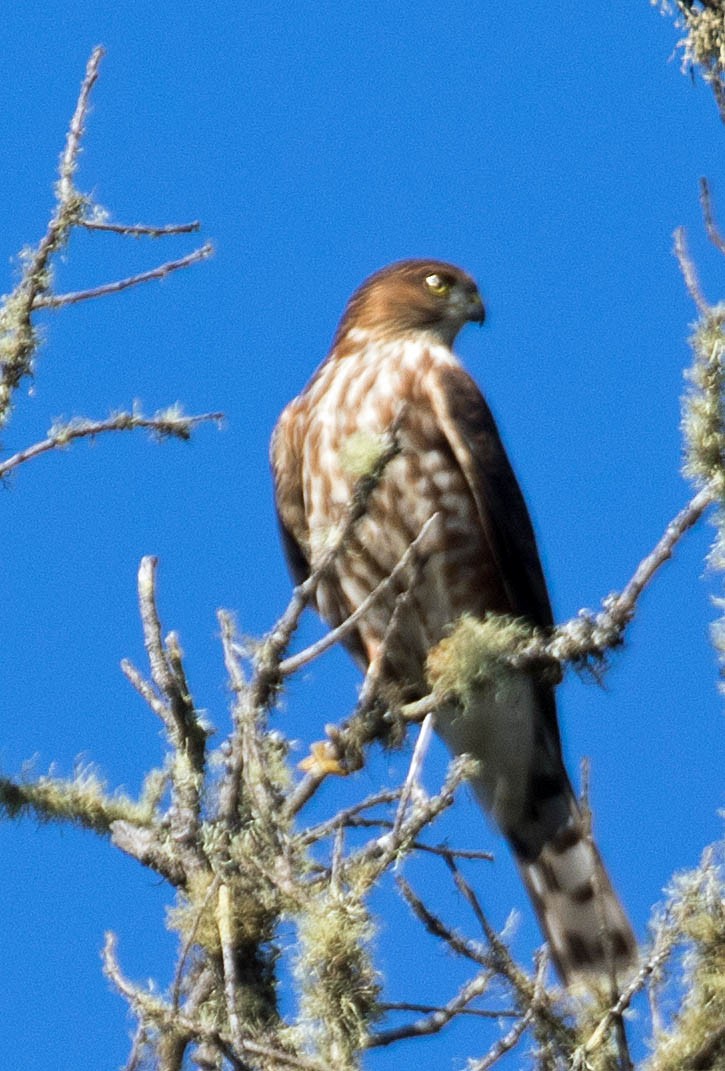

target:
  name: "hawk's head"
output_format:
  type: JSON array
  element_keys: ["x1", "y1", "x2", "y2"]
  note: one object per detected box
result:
[{"x1": 333, "y1": 259, "x2": 485, "y2": 349}]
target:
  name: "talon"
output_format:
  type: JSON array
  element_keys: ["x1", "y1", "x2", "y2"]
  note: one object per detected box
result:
[{"x1": 298, "y1": 740, "x2": 347, "y2": 776}]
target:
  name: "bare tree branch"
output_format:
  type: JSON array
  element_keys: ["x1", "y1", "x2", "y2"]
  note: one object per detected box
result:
[
  {"x1": 0, "y1": 48, "x2": 103, "y2": 422},
  {"x1": 58, "y1": 46, "x2": 102, "y2": 204},
  {"x1": 469, "y1": 1007, "x2": 534, "y2": 1071},
  {"x1": 278, "y1": 513, "x2": 438, "y2": 676},
  {"x1": 700, "y1": 177, "x2": 725, "y2": 255},
  {"x1": 31, "y1": 243, "x2": 214, "y2": 310},
  {"x1": 675, "y1": 225, "x2": 710, "y2": 313},
  {"x1": 368, "y1": 970, "x2": 495, "y2": 1047},
  {"x1": 81, "y1": 218, "x2": 201, "y2": 237},
  {"x1": 0, "y1": 410, "x2": 222, "y2": 479}
]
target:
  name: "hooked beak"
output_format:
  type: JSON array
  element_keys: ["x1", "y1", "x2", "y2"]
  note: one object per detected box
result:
[{"x1": 468, "y1": 290, "x2": 486, "y2": 325}]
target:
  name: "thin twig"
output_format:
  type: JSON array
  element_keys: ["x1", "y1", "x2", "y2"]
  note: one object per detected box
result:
[
  {"x1": 700, "y1": 177, "x2": 725, "y2": 256},
  {"x1": 470, "y1": 1007, "x2": 534, "y2": 1071},
  {"x1": 81, "y1": 218, "x2": 201, "y2": 237},
  {"x1": 278, "y1": 512, "x2": 438, "y2": 675},
  {"x1": 264, "y1": 431, "x2": 402, "y2": 667},
  {"x1": 589, "y1": 484, "x2": 715, "y2": 642},
  {"x1": 171, "y1": 875, "x2": 221, "y2": 1012},
  {"x1": 367, "y1": 969, "x2": 494, "y2": 1047},
  {"x1": 442, "y1": 854, "x2": 572, "y2": 1047},
  {"x1": 378, "y1": 1000, "x2": 516, "y2": 1019},
  {"x1": 339, "y1": 758, "x2": 467, "y2": 883},
  {"x1": 0, "y1": 410, "x2": 222, "y2": 480},
  {"x1": 443, "y1": 854, "x2": 533, "y2": 997},
  {"x1": 311, "y1": 816, "x2": 494, "y2": 862},
  {"x1": 32, "y1": 243, "x2": 214, "y2": 309},
  {"x1": 392, "y1": 712, "x2": 435, "y2": 839},
  {"x1": 121, "y1": 659, "x2": 170, "y2": 722},
  {"x1": 0, "y1": 48, "x2": 104, "y2": 422},
  {"x1": 298, "y1": 788, "x2": 402, "y2": 845},
  {"x1": 397, "y1": 875, "x2": 488, "y2": 966},
  {"x1": 674, "y1": 226, "x2": 709, "y2": 314},
  {"x1": 58, "y1": 47, "x2": 103, "y2": 203},
  {"x1": 469, "y1": 953, "x2": 549, "y2": 1071},
  {"x1": 217, "y1": 610, "x2": 252, "y2": 830}
]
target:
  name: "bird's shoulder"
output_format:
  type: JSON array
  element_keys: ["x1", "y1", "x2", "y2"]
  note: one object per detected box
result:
[{"x1": 420, "y1": 360, "x2": 554, "y2": 629}]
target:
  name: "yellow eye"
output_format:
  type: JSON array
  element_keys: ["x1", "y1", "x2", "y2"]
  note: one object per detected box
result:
[{"x1": 424, "y1": 273, "x2": 451, "y2": 296}]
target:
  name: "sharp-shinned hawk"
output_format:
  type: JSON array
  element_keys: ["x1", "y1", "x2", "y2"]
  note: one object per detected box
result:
[{"x1": 271, "y1": 258, "x2": 636, "y2": 987}]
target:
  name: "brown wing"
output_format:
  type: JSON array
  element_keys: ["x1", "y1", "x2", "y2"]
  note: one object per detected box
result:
[
  {"x1": 270, "y1": 405, "x2": 311, "y2": 587},
  {"x1": 270, "y1": 401, "x2": 369, "y2": 666},
  {"x1": 426, "y1": 363, "x2": 554, "y2": 630},
  {"x1": 424, "y1": 361, "x2": 565, "y2": 777}
]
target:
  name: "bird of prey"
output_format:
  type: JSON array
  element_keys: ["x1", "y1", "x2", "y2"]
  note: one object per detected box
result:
[{"x1": 271, "y1": 258, "x2": 636, "y2": 987}]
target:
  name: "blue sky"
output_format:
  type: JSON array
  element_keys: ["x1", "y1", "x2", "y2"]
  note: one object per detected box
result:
[{"x1": 0, "y1": 4, "x2": 722, "y2": 1068}]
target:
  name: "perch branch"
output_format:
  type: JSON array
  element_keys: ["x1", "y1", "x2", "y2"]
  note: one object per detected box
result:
[{"x1": 394, "y1": 483, "x2": 716, "y2": 727}]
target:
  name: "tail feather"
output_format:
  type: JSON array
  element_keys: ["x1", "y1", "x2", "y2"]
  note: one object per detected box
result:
[
  {"x1": 434, "y1": 681, "x2": 633, "y2": 989},
  {"x1": 517, "y1": 816, "x2": 637, "y2": 988},
  {"x1": 435, "y1": 684, "x2": 637, "y2": 989}
]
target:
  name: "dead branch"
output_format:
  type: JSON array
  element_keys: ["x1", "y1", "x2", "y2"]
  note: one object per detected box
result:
[
  {"x1": 136, "y1": 557, "x2": 209, "y2": 768},
  {"x1": 0, "y1": 48, "x2": 103, "y2": 422},
  {"x1": 469, "y1": 1007, "x2": 534, "y2": 1071},
  {"x1": 260, "y1": 428, "x2": 402, "y2": 680},
  {"x1": 110, "y1": 821, "x2": 187, "y2": 887},
  {"x1": 81, "y1": 218, "x2": 201, "y2": 237},
  {"x1": 0, "y1": 410, "x2": 222, "y2": 480},
  {"x1": 394, "y1": 483, "x2": 716, "y2": 724},
  {"x1": 31, "y1": 243, "x2": 214, "y2": 310},
  {"x1": 368, "y1": 969, "x2": 494, "y2": 1047},
  {"x1": 675, "y1": 226, "x2": 710, "y2": 313},
  {"x1": 0, "y1": 772, "x2": 151, "y2": 833},
  {"x1": 0, "y1": 46, "x2": 211, "y2": 431},
  {"x1": 278, "y1": 512, "x2": 438, "y2": 676},
  {"x1": 700, "y1": 177, "x2": 725, "y2": 255},
  {"x1": 377, "y1": 1000, "x2": 516, "y2": 1019},
  {"x1": 397, "y1": 874, "x2": 488, "y2": 967},
  {"x1": 104, "y1": 933, "x2": 321, "y2": 1071},
  {"x1": 134, "y1": 558, "x2": 209, "y2": 878}
]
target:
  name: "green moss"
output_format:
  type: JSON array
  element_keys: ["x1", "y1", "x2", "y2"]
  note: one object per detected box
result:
[
  {"x1": 426, "y1": 612, "x2": 540, "y2": 706},
  {"x1": 294, "y1": 887, "x2": 380, "y2": 1069}
]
